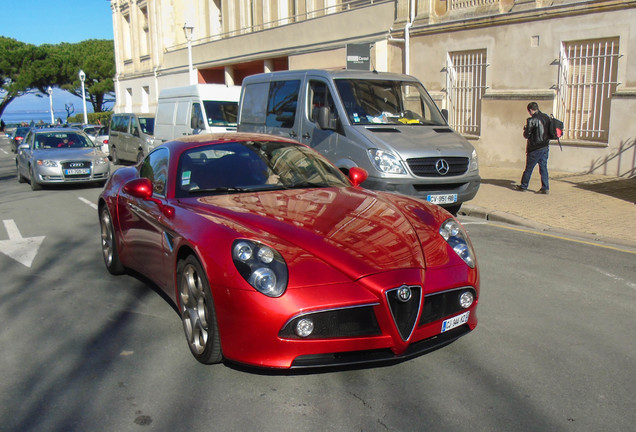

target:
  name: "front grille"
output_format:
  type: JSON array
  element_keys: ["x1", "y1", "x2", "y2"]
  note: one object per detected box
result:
[
  {"x1": 407, "y1": 157, "x2": 469, "y2": 177},
  {"x1": 386, "y1": 286, "x2": 422, "y2": 341},
  {"x1": 419, "y1": 287, "x2": 477, "y2": 326},
  {"x1": 279, "y1": 305, "x2": 381, "y2": 339}
]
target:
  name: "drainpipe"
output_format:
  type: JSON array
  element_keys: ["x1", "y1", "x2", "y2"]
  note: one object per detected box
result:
[{"x1": 405, "y1": 0, "x2": 415, "y2": 76}]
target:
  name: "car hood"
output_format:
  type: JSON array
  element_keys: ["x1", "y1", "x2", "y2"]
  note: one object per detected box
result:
[
  {"x1": 186, "y1": 187, "x2": 444, "y2": 280},
  {"x1": 32, "y1": 148, "x2": 107, "y2": 159},
  {"x1": 354, "y1": 125, "x2": 474, "y2": 159}
]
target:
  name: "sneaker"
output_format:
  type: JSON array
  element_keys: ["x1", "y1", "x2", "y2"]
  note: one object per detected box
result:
[
  {"x1": 537, "y1": 188, "x2": 549, "y2": 194},
  {"x1": 513, "y1": 185, "x2": 527, "y2": 191}
]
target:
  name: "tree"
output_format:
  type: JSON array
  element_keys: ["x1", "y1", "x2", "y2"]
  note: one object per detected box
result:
[
  {"x1": 57, "y1": 40, "x2": 116, "y2": 113},
  {"x1": 0, "y1": 38, "x2": 115, "y2": 118},
  {"x1": 0, "y1": 37, "x2": 58, "y2": 118}
]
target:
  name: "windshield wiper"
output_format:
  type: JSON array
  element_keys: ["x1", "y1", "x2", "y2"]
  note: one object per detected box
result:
[
  {"x1": 284, "y1": 181, "x2": 331, "y2": 189},
  {"x1": 188, "y1": 186, "x2": 251, "y2": 195}
]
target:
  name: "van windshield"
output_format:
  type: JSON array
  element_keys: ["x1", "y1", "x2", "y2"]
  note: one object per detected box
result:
[
  {"x1": 334, "y1": 79, "x2": 447, "y2": 126},
  {"x1": 203, "y1": 100, "x2": 239, "y2": 127},
  {"x1": 139, "y1": 117, "x2": 155, "y2": 135}
]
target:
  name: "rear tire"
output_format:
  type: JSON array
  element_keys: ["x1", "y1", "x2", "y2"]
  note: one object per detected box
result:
[
  {"x1": 99, "y1": 205, "x2": 125, "y2": 275},
  {"x1": 17, "y1": 164, "x2": 26, "y2": 183},
  {"x1": 177, "y1": 255, "x2": 223, "y2": 364}
]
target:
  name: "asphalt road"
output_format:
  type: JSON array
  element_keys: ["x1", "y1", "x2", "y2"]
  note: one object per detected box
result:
[{"x1": 0, "y1": 134, "x2": 634, "y2": 432}]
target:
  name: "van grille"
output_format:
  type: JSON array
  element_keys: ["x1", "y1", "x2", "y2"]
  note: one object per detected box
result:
[{"x1": 407, "y1": 157, "x2": 469, "y2": 177}]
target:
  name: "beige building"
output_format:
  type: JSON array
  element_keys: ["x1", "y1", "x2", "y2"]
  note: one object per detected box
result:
[{"x1": 109, "y1": 0, "x2": 636, "y2": 176}]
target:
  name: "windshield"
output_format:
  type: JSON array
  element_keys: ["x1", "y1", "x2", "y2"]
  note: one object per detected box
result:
[
  {"x1": 203, "y1": 100, "x2": 239, "y2": 127},
  {"x1": 176, "y1": 140, "x2": 350, "y2": 197},
  {"x1": 334, "y1": 79, "x2": 447, "y2": 126},
  {"x1": 34, "y1": 132, "x2": 96, "y2": 149},
  {"x1": 138, "y1": 117, "x2": 155, "y2": 135}
]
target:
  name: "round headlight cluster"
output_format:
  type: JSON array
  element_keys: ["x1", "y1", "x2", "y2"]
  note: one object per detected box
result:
[
  {"x1": 232, "y1": 240, "x2": 288, "y2": 297},
  {"x1": 439, "y1": 219, "x2": 476, "y2": 268}
]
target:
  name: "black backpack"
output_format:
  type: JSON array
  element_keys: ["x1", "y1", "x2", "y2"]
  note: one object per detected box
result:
[{"x1": 548, "y1": 115, "x2": 564, "y2": 150}]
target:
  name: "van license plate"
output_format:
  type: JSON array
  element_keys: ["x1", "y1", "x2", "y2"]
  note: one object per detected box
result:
[
  {"x1": 441, "y1": 311, "x2": 469, "y2": 332},
  {"x1": 427, "y1": 194, "x2": 457, "y2": 204}
]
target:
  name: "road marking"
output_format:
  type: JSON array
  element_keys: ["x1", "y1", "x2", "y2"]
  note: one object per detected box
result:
[
  {"x1": 78, "y1": 197, "x2": 98, "y2": 210},
  {"x1": 488, "y1": 222, "x2": 636, "y2": 255},
  {"x1": 0, "y1": 220, "x2": 46, "y2": 267},
  {"x1": 0, "y1": 148, "x2": 8, "y2": 155}
]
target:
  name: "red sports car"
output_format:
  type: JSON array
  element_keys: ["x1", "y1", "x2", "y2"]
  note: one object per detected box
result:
[{"x1": 99, "y1": 133, "x2": 479, "y2": 369}]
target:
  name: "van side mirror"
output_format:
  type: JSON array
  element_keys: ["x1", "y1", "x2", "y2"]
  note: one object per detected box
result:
[
  {"x1": 133, "y1": 127, "x2": 140, "y2": 137},
  {"x1": 191, "y1": 116, "x2": 206, "y2": 131},
  {"x1": 317, "y1": 106, "x2": 336, "y2": 131},
  {"x1": 441, "y1": 109, "x2": 449, "y2": 122}
]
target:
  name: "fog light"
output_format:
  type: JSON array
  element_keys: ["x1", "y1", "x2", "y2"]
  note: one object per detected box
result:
[
  {"x1": 459, "y1": 291, "x2": 474, "y2": 309},
  {"x1": 295, "y1": 318, "x2": 314, "y2": 338}
]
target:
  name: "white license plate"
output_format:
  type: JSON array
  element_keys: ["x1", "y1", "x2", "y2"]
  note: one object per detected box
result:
[
  {"x1": 427, "y1": 194, "x2": 457, "y2": 205},
  {"x1": 441, "y1": 311, "x2": 470, "y2": 333},
  {"x1": 65, "y1": 168, "x2": 90, "y2": 175}
]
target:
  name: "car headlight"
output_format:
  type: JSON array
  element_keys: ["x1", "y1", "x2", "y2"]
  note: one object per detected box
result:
[
  {"x1": 37, "y1": 160, "x2": 58, "y2": 167},
  {"x1": 368, "y1": 149, "x2": 406, "y2": 175},
  {"x1": 469, "y1": 149, "x2": 479, "y2": 173},
  {"x1": 439, "y1": 219, "x2": 476, "y2": 268},
  {"x1": 232, "y1": 240, "x2": 288, "y2": 297},
  {"x1": 95, "y1": 157, "x2": 109, "y2": 165}
]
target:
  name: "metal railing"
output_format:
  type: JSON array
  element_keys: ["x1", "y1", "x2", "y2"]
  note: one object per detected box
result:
[
  {"x1": 445, "y1": 50, "x2": 488, "y2": 136},
  {"x1": 556, "y1": 38, "x2": 620, "y2": 143}
]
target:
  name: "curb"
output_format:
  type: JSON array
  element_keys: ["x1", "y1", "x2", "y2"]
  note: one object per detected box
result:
[{"x1": 459, "y1": 204, "x2": 636, "y2": 250}]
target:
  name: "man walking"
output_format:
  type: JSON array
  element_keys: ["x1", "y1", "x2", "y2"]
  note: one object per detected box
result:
[{"x1": 515, "y1": 102, "x2": 551, "y2": 194}]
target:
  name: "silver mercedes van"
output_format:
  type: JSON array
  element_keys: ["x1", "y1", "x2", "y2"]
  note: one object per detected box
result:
[{"x1": 237, "y1": 69, "x2": 480, "y2": 213}]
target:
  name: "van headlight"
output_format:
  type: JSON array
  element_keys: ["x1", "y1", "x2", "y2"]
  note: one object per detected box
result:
[
  {"x1": 232, "y1": 240, "x2": 288, "y2": 297},
  {"x1": 469, "y1": 149, "x2": 479, "y2": 173},
  {"x1": 439, "y1": 219, "x2": 476, "y2": 268},
  {"x1": 368, "y1": 149, "x2": 406, "y2": 175}
]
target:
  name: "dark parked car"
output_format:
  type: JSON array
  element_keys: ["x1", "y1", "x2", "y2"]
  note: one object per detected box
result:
[
  {"x1": 98, "y1": 133, "x2": 479, "y2": 369},
  {"x1": 11, "y1": 126, "x2": 31, "y2": 152}
]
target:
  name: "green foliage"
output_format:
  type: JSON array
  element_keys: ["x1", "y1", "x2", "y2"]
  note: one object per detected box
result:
[
  {"x1": 68, "y1": 111, "x2": 112, "y2": 126},
  {"x1": 0, "y1": 37, "x2": 115, "y2": 118}
]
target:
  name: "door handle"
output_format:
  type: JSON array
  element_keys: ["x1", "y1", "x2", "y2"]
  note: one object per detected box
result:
[
  {"x1": 302, "y1": 133, "x2": 311, "y2": 139},
  {"x1": 288, "y1": 131, "x2": 297, "y2": 138}
]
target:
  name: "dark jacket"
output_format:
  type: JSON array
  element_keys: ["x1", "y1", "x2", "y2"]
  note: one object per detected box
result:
[{"x1": 523, "y1": 111, "x2": 551, "y2": 152}]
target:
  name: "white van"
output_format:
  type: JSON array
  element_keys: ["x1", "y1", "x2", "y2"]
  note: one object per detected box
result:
[
  {"x1": 238, "y1": 69, "x2": 480, "y2": 213},
  {"x1": 154, "y1": 84, "x2": 241, "y2": 142}
]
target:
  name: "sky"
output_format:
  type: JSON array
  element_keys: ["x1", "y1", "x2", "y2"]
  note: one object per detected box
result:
[{"x1": 1, "y1": 0, "x2": 115, "y2": 121}]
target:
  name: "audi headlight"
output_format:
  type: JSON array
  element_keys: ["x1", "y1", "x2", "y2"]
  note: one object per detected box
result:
[
  {"x1": 37, "y1": 160, "x2": 58, "y2": 167},
  {"x1": 439, "y1": 219, "x2": 476, "y2": 268},
  {"x1": 368, "y1": 149, "x2": 406, "y2": 175},
  {"x1": 232, "y1": 240, "x2": 288, "y2": 297},
  {"x1": 95, "y1": 157, "x2": 109, "y2": 165}
]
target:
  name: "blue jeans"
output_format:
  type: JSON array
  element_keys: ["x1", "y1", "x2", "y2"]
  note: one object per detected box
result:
[{"x1": 520, "y1": 146, "x2": 549, "y2": 190}]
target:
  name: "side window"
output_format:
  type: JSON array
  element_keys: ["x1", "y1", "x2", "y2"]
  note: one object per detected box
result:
[
  {"x1": 192, "y1": 103, "x2": 204, "y2": 129},
  {"x1": 139, "y1": 147, "x2": 169, "y2": 197},
  {"x1": 240, "y1": 82, "x2": 269, "y2": 125},
  {"x1": 266, "y1": 80, "x2": 300, "y2": 128},
  {"x1": 307, "y1": 80, "x2": 338, "y2": 123}
]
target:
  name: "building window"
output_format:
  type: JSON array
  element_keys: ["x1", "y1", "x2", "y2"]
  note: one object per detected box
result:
[
  {"x1": 445, "y1": 49, "x2": 487, "y2": 136},
  {"x1": 556, "y1": 38, "x2": 620, "y2": 143},
  {"x1": 139, "y1": 5, "x2": 150, "y2": 57}
]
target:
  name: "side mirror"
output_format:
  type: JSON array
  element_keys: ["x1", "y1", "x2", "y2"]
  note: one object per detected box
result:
[
  {"x1": 441, "y1": 109, "x2": 449, "y2": 122},
  {"x1": 123, "y1": 177, "x2": 175, "y2": 217},
  {"x1": 133, "y1": 127, "x2": 140, "y2": 137},
  {"x1": 316, "y1": 106, "x2": 336, "y2": 131},
  {"x1": 123, "y1": 178, "x2": 153, "y2": 200},
  {"x1": 348, "y1": 167, "x2": 368, "y2": 187}
]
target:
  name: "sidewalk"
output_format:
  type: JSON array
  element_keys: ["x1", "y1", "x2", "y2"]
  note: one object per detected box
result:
[{"x1": 461, "y1": 165, "x2": 636, "y2": 247}]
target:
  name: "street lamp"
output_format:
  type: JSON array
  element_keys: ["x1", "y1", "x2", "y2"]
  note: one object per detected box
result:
[
  {"x1": 183, "y1": 21, "x2": 195, "y2": 85},
  {"x1": 47, "y1": 86, "x2": 54, "y2": 125},
  {"x1": 79, "y1": 70, "x2": 88, "y2": 125}
]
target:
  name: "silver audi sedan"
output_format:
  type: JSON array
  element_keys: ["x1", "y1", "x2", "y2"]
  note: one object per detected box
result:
[{"x1": 16, "y1": 128, "x2": 111, "y2": 190}]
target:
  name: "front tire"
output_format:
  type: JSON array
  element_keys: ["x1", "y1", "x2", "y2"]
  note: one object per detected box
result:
[
  {"x1": 30, "y1": 166, "x2": 42, "y2": 190},
  {"x1": 177, "y1": 255, "x2": 222, "y2": 364},
  {"x1": 100, "y1": 205, "x2": 125, "y2": 275},
  {"x1": 110, "y1": 147, "x2": 120, "y2": 165}
]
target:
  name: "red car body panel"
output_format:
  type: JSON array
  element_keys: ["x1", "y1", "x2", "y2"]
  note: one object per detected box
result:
[{"x1": 99, "y1": 134, "x2": 479, "y2": 368}]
